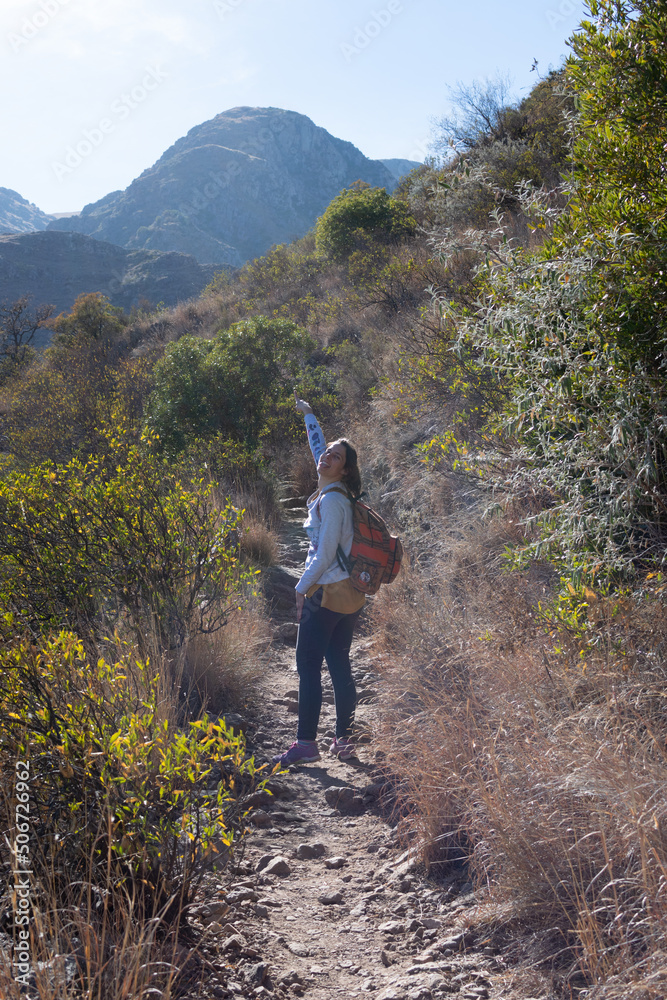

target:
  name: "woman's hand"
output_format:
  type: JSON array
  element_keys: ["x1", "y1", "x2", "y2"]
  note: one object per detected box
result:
[
  {"x1": 295, "y1": 590, "x2": 305, "y2": 623},
  {"x1": 294, "y1": 389, "x2": 313, "y2": 415}
]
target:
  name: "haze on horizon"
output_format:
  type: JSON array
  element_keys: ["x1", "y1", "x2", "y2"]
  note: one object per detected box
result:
[{"x1": 1, "y1": 0, "x2": 586, "y2": 215}]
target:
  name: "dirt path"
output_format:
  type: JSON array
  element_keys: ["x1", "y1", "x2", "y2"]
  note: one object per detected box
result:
[{"x1": 197, "y1": 509, "x2": 528, "y2": 1000}]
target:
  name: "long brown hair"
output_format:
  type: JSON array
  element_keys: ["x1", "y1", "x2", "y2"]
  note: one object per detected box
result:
[{"x1": 334, "y1": 438, "x2": 361, "y2": 497}]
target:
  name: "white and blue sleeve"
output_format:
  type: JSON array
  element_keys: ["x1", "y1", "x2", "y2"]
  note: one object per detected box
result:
[{"x1": 304, "y1": 413, "x2": 325, "y2": 468}]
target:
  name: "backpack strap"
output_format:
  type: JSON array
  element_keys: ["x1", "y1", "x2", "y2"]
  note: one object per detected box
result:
[
  {"x1": 324, "y1": 487, "x2": 355, "y2": 573},
  {"x1": 336, "y1": 543, "x2": 352, "y2": 574},
  {"x1": 325, "y1": 485, "x2": 354, "y2": 500},
  {"x1": 315, "y1": 485, "x2": 354, "y2": 522},
  {"x1": 314, "y1": 486, "x2": 357, "y2": 572},
  {"x1": 317, "y1": 485, "x2": 356, "y2": 511}
]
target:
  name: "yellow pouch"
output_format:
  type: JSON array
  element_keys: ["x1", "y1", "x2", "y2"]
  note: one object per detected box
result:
[{"x1": 306, "y1": 579, "x2": 366, "y2": 614}]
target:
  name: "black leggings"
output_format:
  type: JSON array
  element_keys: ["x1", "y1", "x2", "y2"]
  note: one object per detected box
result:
[{"x1": 296, "y1": 588, "x2": 361, "y2": 742}]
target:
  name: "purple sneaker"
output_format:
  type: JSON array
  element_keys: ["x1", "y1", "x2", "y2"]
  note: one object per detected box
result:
[
  {"x1": 330, "y1": 737, "x2": 357, "y2": 760},
  {"x1": 272, "y1": 741, "x2": 321, "y2": 766}
]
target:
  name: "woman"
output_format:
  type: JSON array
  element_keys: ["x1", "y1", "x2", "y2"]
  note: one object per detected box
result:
[{"x1": 272, "y1": 392, "x2": 365, "y2": 767}]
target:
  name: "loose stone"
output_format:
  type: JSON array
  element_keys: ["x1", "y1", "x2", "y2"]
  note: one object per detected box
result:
[
  {"x1": 324, "y1": 856, "x2": 346, "y2": 869},
  {"x1": 243, "y1": 962, "x2": 268, "y2": 986},
  {"x1": 318, "y1": 890, "x2": 344, "y2": 905},
  {"x1": 250, "y1": 809, "x2": 273, "y2": 828},
  {"x1": 221, "y1": 934, "x2": 247, "y2": 951},
  {"x1": 226, "y1": 888, "x2": 259, "y2": 904},
  {"x1": 379, "y1": 920, "x2": 405, "y2": 934},
  {"x1": 324, "y1": 786, "x2": 356, "y2": 808},
  {"x1": 295, "y1": 842, "x2": 327, "y2": 860},
  {"x1": 286, "y1": 941, "x2": 310, "y2": 957},
  {"x1": 263, "y1": 856, "x2": 291, "y2": 876}
]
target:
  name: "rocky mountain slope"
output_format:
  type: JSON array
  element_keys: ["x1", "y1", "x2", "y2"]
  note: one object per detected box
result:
[
  {"x1": 0, "y1": 187, "x2": 53, "y2": 233},
  {"x1": 380, "y1": 158, "x2": 422, "y2": 181},
  {"x1": 0, "y1": 231, "x2": 217, "y2": 314},
  {"x1": 48, "y1": 107, "x2": 398, "y2": 265}
]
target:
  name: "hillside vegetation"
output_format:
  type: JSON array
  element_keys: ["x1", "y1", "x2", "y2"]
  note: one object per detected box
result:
[{"x1": 0, "y1": 2, "x2": 666, "y2": 996}]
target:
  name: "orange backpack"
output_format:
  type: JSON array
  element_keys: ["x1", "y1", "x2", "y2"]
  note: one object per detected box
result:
[{"x1": 321, "y1": 487, "x2": 403, "y2": 595}]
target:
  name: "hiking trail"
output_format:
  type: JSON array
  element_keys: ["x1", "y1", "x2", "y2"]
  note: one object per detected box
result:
[{"x1": 195, "y1": 506, "x2": 533, "y2": 1000}]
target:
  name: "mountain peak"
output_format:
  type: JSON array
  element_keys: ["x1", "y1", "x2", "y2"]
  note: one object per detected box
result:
[
  {"x1": 48, "y1": 107, "x2": 397, "y2": 265},
  {"x1": 0, "y1": 187, "x2": 53, "y2": 234}
]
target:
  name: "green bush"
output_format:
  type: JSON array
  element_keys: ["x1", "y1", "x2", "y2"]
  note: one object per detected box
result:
[
  {"x1": 315, "y1": 184, "x2": 416, "y2": 262},
  {"x1": 237, "y1": 238, "x2": 323, "y2": 311},
  {"x1": 0, "y1": 421, "x2": 252, "y2": 650},
  {"x1": 145, "y1": 315, "x2": 316, "y2": 451},
  {"x1": 261, "y1": 363, "x2": 339, "y2": 448},
  {"x1": 0, "y1": 628, "x2": 265, "y2": 925},
  {"x1": 52, "y1": 292, "x2": 128, "y2": 348},
  {"x1": 419, "y1": 0, "x2": 667, "y2": 582},
  {"x1": 145, "y1": 314, "x2": 339, "y2": 453},
  {"x1": 563, "y1": 0, "x2": 667, "y2": 368}
]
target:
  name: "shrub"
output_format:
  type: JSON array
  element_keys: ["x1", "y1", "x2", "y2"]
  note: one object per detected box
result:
[
  {"x1": 4, "y1": 341, "x2": 153, "y2": 467},
  {"x1": 431, "y1": 68, "x2": 572, "y2": 176},
  {"x1": 145, "y1": 315, "x2": 318, "y2": 451},
  {"x1": 422, "y1": 206, "x2": 667, "y2": 579},
  {"x1": 52, "y1": 292, "x2": 128, "y2": 348},
  {"x1": 418, "y1": 0, "x2": 667, "y2": 582},
  {"x1": 0, "y1": 424, "x2": 254, "y2": 651},
  {"x1": 346, "y1": 241, "x2": 421, "y2": 314},
  {"x1": 326, "y1": 334, "x2": 383, "y2": 408},
  {"x1": 315, "y1": 184, "x2": 416, "y2": 262},
  {"x1": 0, "y1": 296, "x2": 54, "y2": 385},
  {"x1": 260, "y1": 361, "x2": 339, "y2": 450},
  {"x1": 237, "y1": 237, "x2": 323, "y2": 312},
  {"x1": 0, "y1": 629, "x2": 265, "y2": 928},
  {"x1": 564, "y1": 0, "x2": 667, "y2": 369}
]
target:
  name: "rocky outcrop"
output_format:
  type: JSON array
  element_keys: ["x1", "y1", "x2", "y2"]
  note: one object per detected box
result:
[
  {"x1": 0, "y1": 187, "x2": 53, "y2": 233},
  {"x1": 0, "y1": 231, "x2": 217, "y2": 315},
  {"x1": 48, "y1": 107, "x2": 398, "y2": 264}
]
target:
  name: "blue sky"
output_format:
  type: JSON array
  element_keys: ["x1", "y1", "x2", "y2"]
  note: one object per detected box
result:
[{"x1": 2, "y1": 0, "x2": 587, "y2": 214}]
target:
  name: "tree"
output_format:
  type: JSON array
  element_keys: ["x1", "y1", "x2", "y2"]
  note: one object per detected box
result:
[
  {"x1": 0, "y1": 295, "x2": 54, "y2": 380},
  {"x1": 422, "y1": 0, "x2": 667, "y2": 579},
  {"x1": 562, "y1": 0, "x2": 667, "y2": 367},
  {"x1": 146, "y1": 316, "x2": 316, "y2": 451},
  {"x1": 52, "y1": 292, "x2": 128, "y2": 347},
  {"x1": 431, "y1": 72, "x2": 517, "y2": 153},
  {"x1": 315, "y1": 184, "x2": 416, "y2": 262}
]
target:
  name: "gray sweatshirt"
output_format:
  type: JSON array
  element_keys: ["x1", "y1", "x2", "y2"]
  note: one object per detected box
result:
[{"x1": 295, "y1": 413, "x2": 354, "y2": 595}]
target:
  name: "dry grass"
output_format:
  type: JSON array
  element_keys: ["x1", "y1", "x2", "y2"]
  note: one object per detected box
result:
[
  {"x1": 129, "y1": 295, "x2": 228, "y2": 348},
  {"x1": 0, "y1": 877, "x2": 200, "y2": 999},
  {"x1": 368, "y1": 479, "x2": 667, "y2": 995},
  {"x1": 0, "y1": 635, "x2": 259, "y2": 1000},
  {"x1": 287, "y1": 447, "x2": 318, "y2": 499},
  {"x1": 184, "y1": 599, "x2": 270, "y2": 715},
  {"x1": 212, "y1": 476, "x2": 282, "y2": 535},
  {"x1": 239, "y1": 513, "x2": 279, "y2": 566}
]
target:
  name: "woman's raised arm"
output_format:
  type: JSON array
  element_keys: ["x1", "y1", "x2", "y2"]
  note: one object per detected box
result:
[{"x1": 293, "y1": 389, "x2": 313, "y2": 415}]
